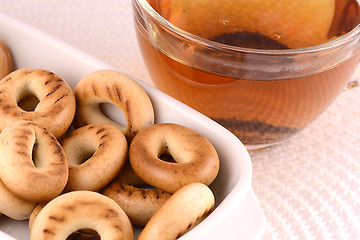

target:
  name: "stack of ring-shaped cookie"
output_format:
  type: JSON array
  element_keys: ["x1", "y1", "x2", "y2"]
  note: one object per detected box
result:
[
  {"x1": 0, "y1": 40, "x2": 13, "y2": 80},
  {"x1": 0, "y1": 68, "x2": 76, "y2": 138},
  {"x1": 74, "y1": 70, "x2": 154, "y2": 141},
  {"x1": 129, "y1": 123, "x2": 220, "y2": 193},
  {"x1": 30, "y1": 191, "x2": 134, "y2": 240},
  {"x1": 0, "y1": 121, "x2": 68, "y2": 203},
  {"x1": 101, "y1": 163, "x2": 172, "y2": 226},
  {"x1": 138, "y1": 182, "x2": 215, "y2": 240},
  {"x1": 61, "y1": 123, "x2": 128, "y2": 192}
]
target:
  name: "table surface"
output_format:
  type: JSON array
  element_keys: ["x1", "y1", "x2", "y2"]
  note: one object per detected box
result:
[{"x1": 1, "y1": 1, "x2": 359, "y2": 239}]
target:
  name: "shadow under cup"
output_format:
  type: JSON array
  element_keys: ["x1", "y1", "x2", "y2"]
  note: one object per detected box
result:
[{"x1": 132, "y1": 0, "x2": 360, "y2": 148}]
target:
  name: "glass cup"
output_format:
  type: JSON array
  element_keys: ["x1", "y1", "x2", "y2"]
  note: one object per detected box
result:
[{"x1": 132, "y1": 0, "x2": 360, "y2": 149}]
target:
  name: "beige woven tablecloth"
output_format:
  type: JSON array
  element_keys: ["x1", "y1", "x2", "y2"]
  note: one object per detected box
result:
[{"x1": 1, "y1": 0, "x2": 359, "y2": 239}]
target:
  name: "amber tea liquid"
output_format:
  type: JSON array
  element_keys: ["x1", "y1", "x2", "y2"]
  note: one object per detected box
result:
[{"x1": 135, "y1": 0, "x2": 360, "y2": 145}]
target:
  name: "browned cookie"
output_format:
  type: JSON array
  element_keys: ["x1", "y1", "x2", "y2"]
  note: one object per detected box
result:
[
  {"x1": 74, "y1": 70, "x2": 154, "y2": 141},
  {"x1": 0, "y1": 40, "x2": 13, "y2": 79},
  {"x1": 30, "y1": 191, "x2": 134, "y2": 240},
  {"x1": 138, "y1": 182, "x2": 215, "y2": 240},
  {"x1": 101, "y1": 163, "x2": 172, "y2": 226},
  {"x1": 0, "y1": 121, "x2": 68, "y2": 203},
  {"x1": 129, "y1": 123, "x2": 220, "y2": 193},
  {"x1": 0, "y1": 68, "x2": 76, "y2": 138},
  {"x1": 61, "y1": 123, "x2": 128, "y2": 192}
]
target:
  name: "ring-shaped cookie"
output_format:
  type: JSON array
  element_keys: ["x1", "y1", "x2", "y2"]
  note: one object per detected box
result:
[
  {"x1": 0, "y1": 178, "x2": 37, "y2": 220},
  {"x1": 29, "y1": 203, "x2": 100, "y2": 240},
  {"x1": 0, "y1": 121, "x2": 68, "y2": 203},
  {"x1": 61, "y1": 123, "x2": 128, "y2": 192},
  {"x1": 29, "y1": 203, "x2": 46, "y2": 232},
  {"x1": 129, "y1": 123, "x2": 220, "y2": 193},
  {"x1": 0, "y1": 68, "x2": 76, "y2": 138},
  {"x1": 0, "y1": 40, "x2": 13, "y2": 79},
  {"x1": 101, "y1": 163, "x2": 172, "y2": 226},
  {"x1": 30, "y1": 191, "x2": 134, "y2": 240},
  {"x1": 138, "y1": 182, "x2": 215, "y2": 240},
  {"x1": 74, "y1": 70, "x2": 154, "y2": 141}
]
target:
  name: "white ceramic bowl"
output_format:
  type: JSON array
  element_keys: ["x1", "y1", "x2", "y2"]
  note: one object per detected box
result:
[{"x1": 0, "y1": 13, "x2": 266, "y2": 240}]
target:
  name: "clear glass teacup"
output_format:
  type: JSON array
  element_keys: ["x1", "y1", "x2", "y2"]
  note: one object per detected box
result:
[{"x1": 132, "y1": 0, "x2": 360, "y2": 149}]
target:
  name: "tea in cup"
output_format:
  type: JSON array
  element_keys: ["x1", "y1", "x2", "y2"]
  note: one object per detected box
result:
[{"x1": 133, "y1": 0, "x2": 360, "y2": 148}]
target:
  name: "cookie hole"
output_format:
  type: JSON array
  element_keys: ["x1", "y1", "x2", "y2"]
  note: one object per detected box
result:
[
  {"x1": 99, "y1": 102, "x2": 127, "y2": 127},
  {"x1": 17, "y1": 94, "x2": 40, "y2": 111},
  {"x1": 158, "y1": 153, "x2": 176, "y2": 163},
  {"x1": 67, "y1": 229, "x2": 100, "y2": 240},
  {"x1": 77, "y1": 150, "x2": 95, "y2": 165},
  {"x1": 32, "y1": 141, "x2": 40, "y2": 168}
]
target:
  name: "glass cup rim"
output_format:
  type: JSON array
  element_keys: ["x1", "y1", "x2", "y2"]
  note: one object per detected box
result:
[{"x1": 134, "y1": 0, "x2": 360, "y2": 55}]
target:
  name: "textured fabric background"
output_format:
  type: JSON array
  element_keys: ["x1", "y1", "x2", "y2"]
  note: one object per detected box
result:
[{"x1": 1, "y1": 0, "x2": 359, "y2": 239}]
